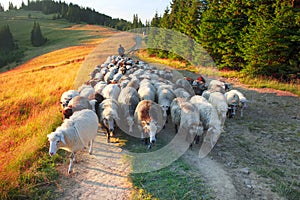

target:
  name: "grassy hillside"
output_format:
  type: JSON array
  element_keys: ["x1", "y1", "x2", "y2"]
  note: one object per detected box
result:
[
  {"x1": 0, "y1": 9, "x2": 116, "y2": 71},
  {"x1": 0, "y1": 10, "x2": 116, "y2": 199}
]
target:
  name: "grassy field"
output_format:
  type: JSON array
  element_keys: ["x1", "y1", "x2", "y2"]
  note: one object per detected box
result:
[
  {"x1": 0, "y1": 10, "x2": 117, "y2": 199},
  {"x1": 0, "y1": 9, "x2": 115, "y2": 71}
]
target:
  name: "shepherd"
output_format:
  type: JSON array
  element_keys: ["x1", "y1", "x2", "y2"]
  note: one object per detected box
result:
[{"x1": 118, "y1": 44, "x2": 125, "y2": 57}]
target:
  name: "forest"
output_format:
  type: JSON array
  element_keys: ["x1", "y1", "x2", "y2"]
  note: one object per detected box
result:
[{"x1": 147, "y1": 0, "x2": 300, "y2": 82}]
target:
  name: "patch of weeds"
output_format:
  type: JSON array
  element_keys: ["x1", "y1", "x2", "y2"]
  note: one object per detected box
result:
[
  {"x1": 273, "y1": 181, "x2": 300, "y2": 200},
  {"x1": 3, "y1": 147, "x2": 64, "y2": 200},
  {"x1": 130, "y1": 159, "x2": 212, "y2": 200}
]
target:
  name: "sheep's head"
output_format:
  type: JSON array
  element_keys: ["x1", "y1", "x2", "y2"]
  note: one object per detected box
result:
[
  {"x1": 141, "y1": 120, "x2": 159, "y2": 144},
  {"x1": 62, "y1": 107, "x2": 73, "y2": 119},
  {"x1": 227, "y1": 104, "x2": 238, "y2": 118},
  {"x1": 160, "y1": 102, "x2": 171, "y2": 118},
  {"x1": 102, "y1": 116, "x2": 115, "y2": 135},
  {"x1": 47, "y1": 131, "x2": 66, "y2": 156}
]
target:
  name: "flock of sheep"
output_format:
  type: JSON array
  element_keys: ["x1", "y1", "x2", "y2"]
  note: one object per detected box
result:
[{"x1": 47, "y1": 55, "x2": 248, "y2": 173}]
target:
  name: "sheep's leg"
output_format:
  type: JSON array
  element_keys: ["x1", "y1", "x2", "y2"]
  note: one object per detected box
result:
[
  {"x1": 89, "y1": 140, "x2": 93, "y2": 154},
  {"x1": 68, "y1": 152, "x2": 75, "y2": 174},
  {"x1": 175, "y1": 124, "x2": 178, "y2": 134},
  {"x1": 105, "y1": 127, "x2": 110, "y2": 143},
  {"x1": 240, "y1": 108, "x2": 244, "y2": 117}
]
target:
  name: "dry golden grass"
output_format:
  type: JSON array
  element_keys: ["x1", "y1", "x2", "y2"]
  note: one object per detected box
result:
[{"x1": 0, "y1": 25, "x2": 116, "y2": 193}]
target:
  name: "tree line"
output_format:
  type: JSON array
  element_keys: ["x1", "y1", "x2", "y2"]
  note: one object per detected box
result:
[
  {"x1": 21, "y1": 0, "x2": 140, "y2": 31},
  {"x1": 147, "y1": 0, "x2": 300, "y2": 82}
]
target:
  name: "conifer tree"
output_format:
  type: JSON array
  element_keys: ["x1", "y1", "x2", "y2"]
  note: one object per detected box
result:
[
  {"x1": 0, "y1": 25, "x2": 15, "y2": 51},
  {"x1": 241, "y1": 0, "x2": 300, "y2": 80},
  {"x1": 0, "y1": 4, "x2": 4, "y2": 12},
  {"x1": 31, "y1": 21, "x2": 47, "y2": 47}
]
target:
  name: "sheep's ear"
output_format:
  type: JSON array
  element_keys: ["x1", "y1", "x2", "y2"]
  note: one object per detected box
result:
[{"x1": 60, "y1": 133, "x2": 66, "y2": 145}]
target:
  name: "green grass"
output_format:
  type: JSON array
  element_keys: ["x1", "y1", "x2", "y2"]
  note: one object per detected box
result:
[
  {"x1": 0, "y1": 9, "x2": 108, "y2": 71},
  {"x1": 131, "y1": 159, "x2": 212, "y2": 200},
  {"x1": 117, "y1": 130, "x2": 213, "y2": 200}
]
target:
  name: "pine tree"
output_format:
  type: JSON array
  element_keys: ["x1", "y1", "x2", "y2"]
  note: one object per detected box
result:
[
  {"x1": 0, "y1": 25, "x2": 15, "y2": 51},
  {"x1": 0, "y1": 4, "x2": 4, "y2": 12},
  {"x1": 31, "y1": 21, "x2": 47, "y2": 47},
  {"x1": 241, "y1": 0, "x2": 300, "y2": 81}
]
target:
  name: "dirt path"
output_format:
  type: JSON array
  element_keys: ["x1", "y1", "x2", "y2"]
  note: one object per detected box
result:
[
  {"x1": 53, "y1": 78, "x2": 299, "y2": 200},
  {"x1": 55, "y1": 131, "x2": 133, "y2": 200}
]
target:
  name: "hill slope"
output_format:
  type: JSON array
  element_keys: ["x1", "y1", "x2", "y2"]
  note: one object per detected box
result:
[{"x1": 0, "y1": 21, "x2": 116, "y2": 199}]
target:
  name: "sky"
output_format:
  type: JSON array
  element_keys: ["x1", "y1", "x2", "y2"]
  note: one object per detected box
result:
[{"x1": 1, "y1": 0, "x2": 172, "y2": 23}]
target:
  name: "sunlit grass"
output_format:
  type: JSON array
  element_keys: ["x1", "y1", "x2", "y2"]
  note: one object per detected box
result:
[{"x1": 0, "y1": 22, "x2": 116, "y2": 198}]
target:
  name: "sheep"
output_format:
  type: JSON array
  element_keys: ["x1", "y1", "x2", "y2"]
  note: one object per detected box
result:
[
  {"x1": 156, "y1": 86, "x2": 176, "y2": 120},
  {"x1": 170, "y1": 97, "x2": 186, "y2": 133},
  {"x1": 208, "y1": 79, "x2": 226, "y2": 94},
  {"x1": 79, "y1": 85, "x2": 95, "y2": 99},
  {"x1": 174, "y1": 88, "x2": 192, "y2": 99},
  {"x1": 201, "y1": 90, "x2": 211, "y2": 100},
  {"x1": 97, "y1": 98, "x2": 120, "y2": 142},
  {"x1": 134, "y1": 100, "x2": 164, "y2": 149},
  {"x1": 224, "y1": 90, "x2": 240, "y2": 118},
  {"x1": 138, "y1": 80, "x2": 156, "y2": 101},
  {"x1": 228, "y1": 89, "x2": 248, "y2": 117},
  {"x1": 175, "y1": 78, "x2": 195, "y2": 97},
  {"x1": 60, "y1": 90, "x2": 79, "y2": 109},
  {"x1": 208, "y1": 92, "x2": 228, "y2": 130},
  {"x1": 178, "y1": 101, "x2": 203, "y2": 146},
  {"x1": 111, "y1": 71, "x2": 123, "y2": 83},
  {"x1": 47, "y1": 109, "x2": 98, "y2": 174},
  {"x1": 90, "y1": 67, "x2": 100, "y2": 79},
  {"x1": 104, "y1": 70, "x2": 116, "y2": 83},
  {"x1": 189, "y1": 95, "x2": 222, "y2": 148},
  {"x1": 94, "y1": 81, "x2": 107, "y2": 94},
  {"x1": 117, "y1": 87, "x2": 140, "y2": 134},
  {"x1": 126, "y1": 77, "x2": 140, "y2": 90},
  {"x1": 101, "y1": 84, "x2": 121, "y2": 100},
  {"x1": 62, "y1": 96, "x2": 92, "y2": 119}
]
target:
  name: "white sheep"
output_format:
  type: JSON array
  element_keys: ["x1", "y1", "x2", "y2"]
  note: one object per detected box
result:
[
  {"x1": 178, "y1": 101, "x2": 203, "y2": 146},
  {"x1": 79, "y1": 85, "x2": 95, "y2": 99},
  {"x1": 94, "y1": 81, "x2": 107, "y2": 94},
  {"x1": 189, "y1": 95, "x2": 221, "y2": 138},
  {"x1": 174, "y1": 88, "x2": 192, "y2": 99},
  {"x1": 138, "y1": 80, "x2": 156, "y2": 101},
  {"x1": 111, "y1": 71, "x2": 123, "y2": 83},
  {"x1": 208, "y1": 92, "x2": 228, "y2": 130},
  {"x1": 126, "y1": 77, "x2": 140, "y2": 90},
  {"x1": 224, "y1": 90, "x2": 240, "y2": 118},
  {"x1": 47, "y1": 109, "x2": 98, "y2": 174},
  {"x1": 156, "y1": 86, "x2": 176, "y2": 119},
  {"x1": 175, "y1": 78, "x2": 195, "y2": 97},
  {"x1": 104, "y1": 70, "x2": 116, "y2": 83},
  {"x1": 134, "y1": 100, "x2": 164, "y2": 149},
  {"x1": 60, "y1": 90, "x2": 79, "y2": 109},
  {"x1": 208, "y1": 79, "x2": 226, "y2": 94},
  {"x1": 170, "y1": 97, "x2": 187, "y2": 133},
  {"x1": 98, "y1": 98, "x2": 120, "y2": 142},
  {"x1": 228, "y1": 89, "x2": 248, "y2": 117},
  {"x1": 101, "y1": 84, "x2": 121, "y2": 100},
  {"x1": 118, "y1": 87, "x2": 140, "y2": 133},
  {"x1": 62, "y1": 96, "x2": 92, "y2": 119}
]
